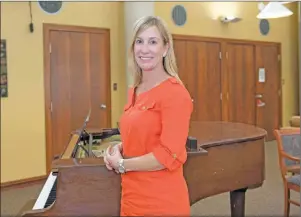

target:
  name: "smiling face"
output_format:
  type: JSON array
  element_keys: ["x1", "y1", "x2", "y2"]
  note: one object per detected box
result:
[{"x1": 133, "y1": 26, "x2": 168, "y2": 72}]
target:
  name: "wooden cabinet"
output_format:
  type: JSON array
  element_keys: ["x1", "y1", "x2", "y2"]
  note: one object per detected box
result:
[{"x1": 173, "y1": 35, "x2": 281, "y2": 141}]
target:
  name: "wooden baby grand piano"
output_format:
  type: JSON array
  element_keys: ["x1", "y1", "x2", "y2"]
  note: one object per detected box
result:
[{"x1": 21, "y1": 121, "x2": 266, "y2": 217}]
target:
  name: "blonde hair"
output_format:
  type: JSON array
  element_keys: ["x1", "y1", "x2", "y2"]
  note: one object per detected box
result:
[{"x1": 128, "y1": 16, "x2": 182, "y2": 88}]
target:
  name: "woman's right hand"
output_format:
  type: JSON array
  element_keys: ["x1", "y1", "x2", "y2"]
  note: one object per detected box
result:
[
  {"x1": 104, "y1": 142, "x2": 123, "y2": 170},
  {"x1": 104, "y1": 155, "x2": 113, "y2": 170}
]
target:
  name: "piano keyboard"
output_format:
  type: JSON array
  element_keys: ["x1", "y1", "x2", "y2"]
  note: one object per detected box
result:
[{"x1": 32, "y1": 172, "x2": 57, "y2": 210}]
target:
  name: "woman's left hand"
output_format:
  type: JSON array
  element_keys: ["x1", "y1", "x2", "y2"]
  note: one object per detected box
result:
[{"x1": 104, "y1": 144, "x2": 123, "y2": 173}]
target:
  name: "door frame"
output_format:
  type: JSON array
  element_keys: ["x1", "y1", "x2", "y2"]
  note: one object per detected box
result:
[
  {"x1": 43, "y1": 23, "x2": 111, "y2": 173},
  {"x1": 172, "y1": 34, "x2": 282, "y2": 128}
]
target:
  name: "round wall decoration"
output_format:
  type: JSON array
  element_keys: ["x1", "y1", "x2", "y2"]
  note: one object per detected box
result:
[
  {"x1": 259, "y1": 19, "x2": 270, "y2": 36},
  {"x1": 172, "y1": 5, "x2": 187, "y2": 26},
  {"x1": 38, "y1": 1, "x2": 63, "y2": 14}
]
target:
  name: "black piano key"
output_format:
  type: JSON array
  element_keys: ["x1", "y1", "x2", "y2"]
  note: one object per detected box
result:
[{"x1": 44, "y1": 178, "x2": 57, "y2": 208}]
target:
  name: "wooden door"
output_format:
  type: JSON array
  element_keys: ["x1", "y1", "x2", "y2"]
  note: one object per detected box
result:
[
  {"x1": 44, "y1": 24, "x2": 111, "y2": 172},
  {"x1": 174, "y1": 38, "x2": 222, "y2": 122},
  {"x1": 255, "y1": 44, "x2": 281, "y2": 140},
  {"x1": 173, "y1": 35, "x2": 281, "y2": 142},
  {"x1": 226, "y1": 43, "x2": 256, "y2": 125}
]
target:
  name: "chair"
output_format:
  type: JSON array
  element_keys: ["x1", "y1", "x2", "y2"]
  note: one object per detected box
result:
[
  {"x1": 274, "y1": 128, "x2": 300, "y2": 217},
  {"x1": 289, "y1": 116, "x2": 300, "y2": 128}
]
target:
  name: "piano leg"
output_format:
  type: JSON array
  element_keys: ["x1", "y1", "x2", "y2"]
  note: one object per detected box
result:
[{"x1": 230, "y1": 188, "x2": 247, "y2": 217}]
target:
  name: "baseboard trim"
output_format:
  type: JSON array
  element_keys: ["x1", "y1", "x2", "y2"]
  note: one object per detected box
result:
[{"x1": 1, "y1": 175, "x2": 47, "y2": 191}]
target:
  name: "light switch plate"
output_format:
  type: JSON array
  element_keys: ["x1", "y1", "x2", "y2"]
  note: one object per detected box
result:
[{"x1": 113, "y1": 83, "x2": 117, "y2": 91}]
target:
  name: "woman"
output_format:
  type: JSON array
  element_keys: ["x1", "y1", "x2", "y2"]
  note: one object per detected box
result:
[{"x1": 104, "y1": 16, "x2": 193, "y2": 216}]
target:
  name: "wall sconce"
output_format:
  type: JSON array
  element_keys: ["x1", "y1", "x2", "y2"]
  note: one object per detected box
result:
[{"x1": 219, "y1": 16, "x2": 242, "y2": 23}]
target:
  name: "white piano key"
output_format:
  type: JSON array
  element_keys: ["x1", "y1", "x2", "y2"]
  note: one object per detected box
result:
[{"x1": 32, "y1": 172, "x2": 57, "y2": 210}]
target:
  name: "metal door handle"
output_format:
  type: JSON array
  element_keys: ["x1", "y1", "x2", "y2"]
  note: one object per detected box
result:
[
  {"x1": 100, "y1": 104, "x2": 106, "y2": 109},
  {"x1": 255, "y1": 94, "x2": 263, "y2": 98}
]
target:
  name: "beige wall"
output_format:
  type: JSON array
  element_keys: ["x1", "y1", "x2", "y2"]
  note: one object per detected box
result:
[
  {"x1": 298, "y1": 1, "x2": 301, "y2": 115},
  {"x1": 1, "y1": 2, "x2": 299, "y2": 184},
  {"x1": 0, "y1": 2, "x2": 126, "y2": 183}
]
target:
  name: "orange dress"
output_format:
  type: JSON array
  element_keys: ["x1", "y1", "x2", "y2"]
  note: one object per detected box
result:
[{"x1": 119, "y1": 77, "x2": 193, "y2": 216}]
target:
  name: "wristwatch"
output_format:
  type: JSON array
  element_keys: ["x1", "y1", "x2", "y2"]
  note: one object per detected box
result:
[{"x1": 118, "y1": 159, "x2": 126, "y2": 174}]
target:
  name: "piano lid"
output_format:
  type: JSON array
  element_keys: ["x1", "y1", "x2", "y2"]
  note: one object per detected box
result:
[{"x1": 189, "y1": 121, "x2": 267, "y2": 148}]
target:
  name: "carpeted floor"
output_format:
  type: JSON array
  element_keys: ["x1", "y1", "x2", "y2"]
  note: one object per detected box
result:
[{"x1": 1, "y1": 141, "x2": 300, "y2": 217}]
